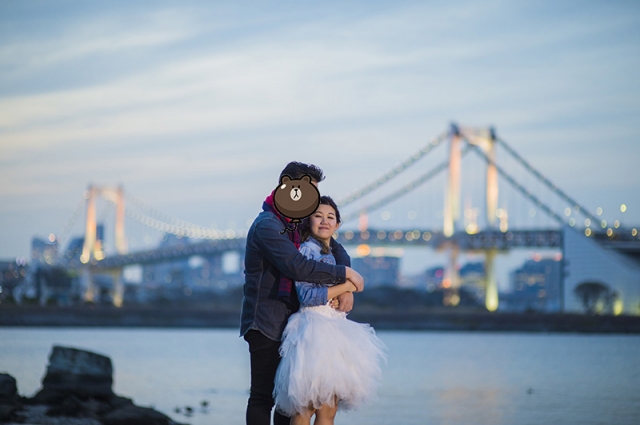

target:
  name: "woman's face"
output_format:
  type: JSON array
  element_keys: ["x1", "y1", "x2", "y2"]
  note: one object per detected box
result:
[{"x1": 309, "y1": 203, "x2": 339, "y2": 243}]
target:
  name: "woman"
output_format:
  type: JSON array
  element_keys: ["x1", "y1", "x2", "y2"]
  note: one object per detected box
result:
[{"x1": 273, "y1": 196, "x2": 387, "y2": 425}]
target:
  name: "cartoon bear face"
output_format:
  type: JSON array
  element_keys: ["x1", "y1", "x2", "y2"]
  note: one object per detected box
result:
[{"x1": 273, "y1": 175, "x2": 320, "y2": 222}]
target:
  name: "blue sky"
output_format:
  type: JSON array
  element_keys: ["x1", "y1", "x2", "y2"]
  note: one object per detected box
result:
[{"x1": 1, "y1": 0, "x2": 639, "y2": 275}]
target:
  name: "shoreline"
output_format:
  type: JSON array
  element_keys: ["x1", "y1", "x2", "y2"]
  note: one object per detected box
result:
[{"x1": 2, "y1": 305, "x2": 640, "y2": 333}]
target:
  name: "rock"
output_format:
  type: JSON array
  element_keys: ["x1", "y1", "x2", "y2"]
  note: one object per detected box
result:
[
  {"x1": 101, "y1": 404, "x2": 182, "y2": 425},
  {"x1": 0, "y1": 373, "x2": 17, "y2": 400},
  {"x1": 46, "y1": 394, "x2": 85, "y2": 417},
  {"x1": 107, "y1": 394, "x2": 135, "y2": 410},
  {"x1": 34, "y1": 345, "x2": 114, "y2": 402},
  {"x1": 11, "y1": 346, "x2": 186, "y2": 425},
  {"x1": 0, "y1": 403, "x2": 19, "y2": 422},
  {"x1": 0, "y1": 373, "x2": 21, "y2": 422}
]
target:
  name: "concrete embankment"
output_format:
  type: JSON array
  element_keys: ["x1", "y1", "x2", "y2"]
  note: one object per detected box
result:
[{"x1": 2, "y1": 305, "x2": 640, "y2": 333}]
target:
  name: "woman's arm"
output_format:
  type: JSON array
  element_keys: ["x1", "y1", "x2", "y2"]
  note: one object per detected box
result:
[{"x1": 327, "y1": 280, "x2": 358, "y2": 300}]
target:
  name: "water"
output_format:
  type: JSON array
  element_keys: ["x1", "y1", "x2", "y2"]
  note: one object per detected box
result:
[{"x1": 1, "y1": 328, "x2": 639, "y2": 425}]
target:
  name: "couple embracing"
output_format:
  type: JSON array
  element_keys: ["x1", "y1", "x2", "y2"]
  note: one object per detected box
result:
[{"x1": 240, "y1": 161, "x2": 387, "y2": 425}]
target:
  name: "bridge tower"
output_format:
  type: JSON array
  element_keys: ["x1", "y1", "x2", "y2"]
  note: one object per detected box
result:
[
  {"x1": 444, "y1": 125, "x2": 500, "y2": 310},
  {"x1": 80, "y1": 185, "x2": 127, "y2": 306}
]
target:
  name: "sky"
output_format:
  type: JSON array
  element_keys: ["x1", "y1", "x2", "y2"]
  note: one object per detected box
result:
[{"x1": 1, "y1": 0, "x2": 639, "y2": 281}]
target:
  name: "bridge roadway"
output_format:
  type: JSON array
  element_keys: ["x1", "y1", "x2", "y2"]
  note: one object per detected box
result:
[{"x1": 93, "y1": 228, "x2": 570, "y2": 269}]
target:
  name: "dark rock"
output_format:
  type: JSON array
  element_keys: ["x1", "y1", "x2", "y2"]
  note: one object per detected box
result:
[
  {"x1": 82, "y1": 397, "x2": 113, "y2": 415},
  {"x1": 0, "y1": 374, "x2": 17, "y2": 400},
  {"x1": 12, "y1": 346, "x2": 185, "y2": 425},
  {"x1": 46, "y1": 394, "x2": 85, "y2": 417},
  {"x1": 38, "y1": 346, "x2": 114, "y2": 400},
  {"x1": 0, "y1": 373, "x2": 21, "y2": 422},
  {"x1": 101, "y1": 404, "x2": 180, "y2": 425},
  {"x1": 0, "y1": 403, "x2": 20, "y2": 422},
  {"x1": 107, "y1": 395, "x2": 135, "y2": 410},
  {"x1": 30, "y1": 387, "x2": 67, "y2": 404}
]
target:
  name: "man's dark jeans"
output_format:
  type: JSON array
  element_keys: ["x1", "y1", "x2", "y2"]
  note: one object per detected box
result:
[{"x1": 244, "y1": 330, "x2": 290, "y2": 425}]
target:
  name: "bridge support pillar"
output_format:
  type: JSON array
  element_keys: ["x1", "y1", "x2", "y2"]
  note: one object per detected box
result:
[
  {"x1": 444, "y1": 124, "x2": 461, "y2": 237},
  {"x1": 485, "y1": 249, "x2": 499, "y2": 311},
  {"x1": 81, "y1": 268, "x2": 96, "y2": 303},
  {"x1": 444, "y1": 244, "x2": 461, "y2": 306},
  {"x1": 110, "y1": 269, "x2": 124, "y2": 307}
]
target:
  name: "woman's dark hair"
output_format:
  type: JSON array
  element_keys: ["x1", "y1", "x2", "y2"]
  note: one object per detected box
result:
[
  {"x1": 279, "y1": 161, "x2": 325, "y2": 183},
  {"x1": 300, "y1": 196, "x2": 341, "y2": 254}
]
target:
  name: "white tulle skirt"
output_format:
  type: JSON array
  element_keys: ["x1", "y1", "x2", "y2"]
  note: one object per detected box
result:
[{"x1": 273, "y1": 304, "x2": 387, "y2": 416}]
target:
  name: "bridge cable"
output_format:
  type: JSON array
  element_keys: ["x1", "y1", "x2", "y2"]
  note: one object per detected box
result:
[
  {"x1": 337, "y1": 130, "x2": 449, "y2": 207},
  {"x1": 56, "y1": 193, "x2": 87, "y2": 249},
  {"x1": 124, "y1": 205, "x2": 234, "y2": 240},
  {"x1": 495, "y1": 137, "x2": 600, "y2": 224},
  {"x1": 341, "y1": 145, "x2": 472, "y2": 223},
  {"x1": 125, "y1": 192, "x2": 228, "y2": 236},
  {"x1": 468, "y1": 142, "x2": 566, "y2": 226}
]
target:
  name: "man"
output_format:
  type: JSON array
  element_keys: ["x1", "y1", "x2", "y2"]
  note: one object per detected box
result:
[{"x1": 240, "y1": 161, "x2": 364, "y2": 425}]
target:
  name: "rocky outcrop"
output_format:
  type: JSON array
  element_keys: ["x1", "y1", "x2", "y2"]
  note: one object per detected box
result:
[
  {"x1": 5, "y1": 346, "x2": 186, "y2": 425},
  {"x1": 0, "y1": 373, "x2": 23, "y2": 422},
  {"x1": 32, "y1": 346, "x2": 114, "y2": 405}
]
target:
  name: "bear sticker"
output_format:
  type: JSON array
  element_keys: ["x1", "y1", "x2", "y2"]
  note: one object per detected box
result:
[{"x1": 273, "y1": 174, "x2": 320, "y2": 233}]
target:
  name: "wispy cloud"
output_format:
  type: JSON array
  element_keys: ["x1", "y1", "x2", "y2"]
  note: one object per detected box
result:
[{"x1": 1, "y1": 0, "x2": 639, "y2": 257}]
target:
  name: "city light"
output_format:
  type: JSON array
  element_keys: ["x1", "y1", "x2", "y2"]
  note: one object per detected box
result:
[
  {"x1": 614, "y1": 220, "x2": 620, "y2": 229},
  {"x1": 613, "y1": 298, "x2": 624, "y2": 316},
  {"x1": 585, "y1": 228, "x2": 592, "y2": 237},
  {"x1": 606, "y1": 228, "x2": 613, "y2": 237},
  {"x1": 564, "y1": 207, "x2": 571, "y2": 216},
  {"x1": 620, "y1": 204, "x2": 627, "y2": 212},
  {"x1": 584, "y1": 218, "x2": 591, "y2": 227},
  {"x1": 356, "y1": 244, "x2": 371, "y2": 257},
  {"x1": 596, "y1": 207, "x2": 603, "y2": 215},
  {"x1": 632, "y1": 229, "x2": 638, "y2": 237}
]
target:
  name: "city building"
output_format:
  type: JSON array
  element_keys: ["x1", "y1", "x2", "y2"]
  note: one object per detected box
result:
[
  {"x1": 0, "y1": 259, "x2": 28, "y2": 303},
  {"x1": 352, "y1": 251, "x2": 400, "y2": 288},
  {"x1": 502, "y1": 256, "x2": 562, "y2": 312},
  {"x1": 563, "y1": 226, "x2": 640, "y2": 315}
]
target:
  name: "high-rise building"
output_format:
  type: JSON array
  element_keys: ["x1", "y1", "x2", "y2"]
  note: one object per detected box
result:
[
  {"x1": 506, "y1": 257, "x2": 562, "y2": 312},
  {"x1": 352, "y1": 255, "x2": 400, "y2": 287}
]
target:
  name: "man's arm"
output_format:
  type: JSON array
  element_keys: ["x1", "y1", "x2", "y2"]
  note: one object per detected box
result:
[
  {"x1": 329, "y1": 235, "x2": 357, "y2": 312},
  {"x1": 330, "y1": 237, "x2": 351, "y2": 267},
  {"x1": 253, "y1": 217, "x2": 346, "y2": 285}
]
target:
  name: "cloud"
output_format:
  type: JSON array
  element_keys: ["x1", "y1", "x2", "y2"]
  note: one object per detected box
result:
[{"x1": 1, "y1": 0, "x2": 640, "y2": 258}]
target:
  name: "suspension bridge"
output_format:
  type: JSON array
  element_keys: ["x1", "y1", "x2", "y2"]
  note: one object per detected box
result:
[{"x1": 51, "y1": 124, "x2": 640, "y2": 312}]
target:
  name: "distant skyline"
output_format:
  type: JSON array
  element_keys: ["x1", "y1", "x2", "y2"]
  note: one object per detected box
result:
[{"x1": 1, "y1": 0, "x2": 639, "y2": 280}]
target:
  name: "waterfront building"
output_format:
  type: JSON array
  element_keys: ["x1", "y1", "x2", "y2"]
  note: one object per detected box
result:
[
  {"x1": 424, "y1": 266, "x2": 444, "y2": 292},
  {"x1": 563, "y1": 226, "x2": 640, "y2": 315},
  {"x1": 31, "y1": 237, "x2": 59, "y2": 266},
  {"x1": 352, "y1": 252, "x2": 400, "y2": 288},
  {"x1": 0, "y1": 259, "x2": 28, "y2": 303},
  {"x1": 503, "y1": 257, "x2": 562, "y2": 312}
]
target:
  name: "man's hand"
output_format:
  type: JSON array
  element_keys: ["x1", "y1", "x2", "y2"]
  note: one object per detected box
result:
[
  {"x1": 345, "y1": 267, "x2": 364, "y2": 292},
  {"x1": 335, "y1": 292, "x2": 354, "y2": 313}
]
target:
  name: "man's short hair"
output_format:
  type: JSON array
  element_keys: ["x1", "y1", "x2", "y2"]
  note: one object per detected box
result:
[{"x1": 279, "y1": 161, "x2": 325, "y2": 183}]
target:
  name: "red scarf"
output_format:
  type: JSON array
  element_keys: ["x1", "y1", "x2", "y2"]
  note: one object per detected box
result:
[{"x1": 263, "y1": 191, "x2": 301, "y2": 309}]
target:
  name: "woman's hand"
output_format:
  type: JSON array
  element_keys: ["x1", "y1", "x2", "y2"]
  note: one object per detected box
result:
[{"x1": 334, "y1": 292, "x2": 354, "y2": 313}]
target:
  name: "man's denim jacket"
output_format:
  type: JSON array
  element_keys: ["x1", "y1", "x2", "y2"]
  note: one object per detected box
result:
[{"x1": 240, "y1": 210, "x2": 350, "y2": 341}]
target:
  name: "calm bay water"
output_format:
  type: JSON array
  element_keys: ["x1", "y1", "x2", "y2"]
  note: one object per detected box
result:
[{"x1": 1, "y1": 327, "x2": 639, "y2": 425}]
